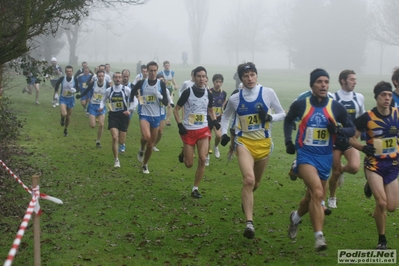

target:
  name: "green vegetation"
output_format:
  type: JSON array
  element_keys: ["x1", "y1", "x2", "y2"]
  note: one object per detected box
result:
[{"x1": 1, "y1": 65, "x2": 397, "y2": 265}]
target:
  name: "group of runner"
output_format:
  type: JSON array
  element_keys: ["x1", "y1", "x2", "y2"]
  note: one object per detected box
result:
[{"x1": 43, "y1": 58, "x2": 398, "y2": 252}]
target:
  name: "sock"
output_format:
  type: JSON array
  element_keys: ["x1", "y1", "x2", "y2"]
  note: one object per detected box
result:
[
  {"x1": 246, "y1": 220, "x2": 253, "y2": 225},
  {"x1": 192, "y1": 186, "x2": 198, "y2": 192},
  {"x1": 96, "y1": 140, "x2": 100, "y2": 143},
  {"x1": 293, "y1": 211, "x2": 301, "y2": 224},
  {"x1": 321, "y1": 200, "x2": 325, "y2": 207},
  {"x1": 314, "y1": 231, "x2": 323, "y2": 238}
]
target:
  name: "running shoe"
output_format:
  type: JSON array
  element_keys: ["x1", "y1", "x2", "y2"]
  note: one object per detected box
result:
[
  {"x1": 227, "y1": 150, "x2": 234, "y2": 161},
  {"x1": 214, "y1": 146, "x2": 220, "y2": 158},
  {"x1": 191, "y1": 189, "x2": 202, "y2": 198},
  {"x1": 178, "y1": 149, "x2": 184, "y2": 163},
  {"x1": 114, "y1": 159, "x2": 120, "y2": 168},
  {"x1": 376, "y1": 239, "x2": 387, "y2": 250},
  {"x1": 208, "y1": 148, "x2": 213, "y2": 154},
  {"x1": 328, "y1": 197, "x2": 337, "y2": 209},
  {"x1": 137, "y1": 151, "x2": 144, "y2": 163},
  {"x1": 364, "y1": 182, "x2": 372, "y2": 198},
  {"x1": 243, "y1": 222, "x2": 255, "y2": 239},
  {"x1": 63, "y1": 129, "x2": 68, "y2": 137},
  {"x1": 153, "y1": 146, "x2": 160, "y2": 152},
  {"x1": 142, "y1": 165, "x2": 149, "y2": 174},
  {"x1": 36, "y1": 101, "x2": 40, "y2": 105},
  {"x1": 96, "y1": 141, "x2": 102, "y2": 148},
  {"x1": 205, "y1": 154, "x2": 210, "y2": 166},
  {"x1": 289, "y1": 160, "x2": 298, "y2": 181},
  {"x1": 288, "y1": 211, "x2": 300, "y2": 239},
  {"x1": 324, "y1": 206, "x2": 332, "y2": 216},
  {"x1": 119, "y1": 144, "x2": 126, "y2": 153},
  {"x1": 315, "y1": 234, "x2": 327, "y2": 251},
  {"x1": 337, "y1": 173, "x2": 344, "y2": 187}
]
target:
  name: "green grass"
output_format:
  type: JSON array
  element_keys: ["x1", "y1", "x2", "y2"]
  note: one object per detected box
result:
[{"x1": 1, "y1": 66, "x2": 398, "y2": 266}]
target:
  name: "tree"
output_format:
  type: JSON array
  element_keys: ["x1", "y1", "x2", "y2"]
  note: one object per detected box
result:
[
  {"x1": 184, "y1": 0, "x2": 210, "y2": 64},
  {"x1": 289, "y1": 0, "x2": 368, "y2": 71},
  {"x1": 0, "y1": 0, "x2": 148, "y2": 82},
  {"x1": 368, "y1": 1, "x2": 399, "y2": 47}
]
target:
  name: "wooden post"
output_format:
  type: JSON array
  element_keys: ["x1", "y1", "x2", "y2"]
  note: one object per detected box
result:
[{"x1": 32, "y1": 175, "x2": 41, "y2": 266}]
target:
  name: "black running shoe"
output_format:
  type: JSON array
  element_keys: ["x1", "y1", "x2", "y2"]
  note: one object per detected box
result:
[
  {"x1": 178, "y1": 149, "x2": 184, "y2": 163},
  {"x1": 63, "y1": 129, "x2": 68, "y2": 137},
  {"x1": 376, "y1": 240, "x2": 387, "y2": 250},
  {"x1": 324, "y1": 206, "x2": 332, "y2": 216},
  {"x1": 191, "y1": 189, "x2": 202, "y2": 198},
  {"x1": 60, "y1": 117, "x2": 65, "y2": 126},
  {"x1": 243, "y1": 222, "x2": 255, "y2": 239},
  {"x1": 364, "y1": 182, "x2": 372, "y2": 198},
  {"x1": 96, "y1": 141, "x2": 102, "y2": 148}
]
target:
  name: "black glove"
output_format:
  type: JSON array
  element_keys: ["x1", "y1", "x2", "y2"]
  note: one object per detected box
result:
[
  {"x1": 178, "y1": 123, "x2": 187, "y2": 135},
  {"x1": 76, "y1": 94, "x2": 81, "y2": 99},
  {"x1": 220, "y1": 134, "x2": 231, "y2": 146},
  {"x1": 258, "y1": 107, "x2": 272, "y2": 123},
  {"x1": 362, "y1": 145, "x2": 375, "y2": 156},
  {"x1": 213, "y1": 120, "x2": 221, "y2": 130},
  {"x1": 217, "y1": 116, "x2": 221, "y2": 123},
  {"x1": 286, "y1": 141, "x2": 296, "y2": 154},
  {"x1": 327, "y1": 122, "x2": 340, "y2": 135},
  {"x1": 170, "y1": 103, "x2": 175, "y2": 108}
]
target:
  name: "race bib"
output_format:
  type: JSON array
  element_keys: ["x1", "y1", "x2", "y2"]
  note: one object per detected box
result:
[
  {"x1": 374, "y1": 137, "x2": 397, "y2": 155},
  {"x1": 145, "y1": 95, "x2": 156, "y2": 104},
  {"x1": 62, "y1": 89, "x2": 73, "y2": 97},
  {"x1": 108, "y1": 101, "x2": 124, "y2": 111},
  {"x1": 166, "y1": 80, "x2": 173, "y2": 88},
  {"x1": 188, "y1": 114, "x2": 205, "y2": 125},
  {"x1": 82, "y1": 82, "x2": 87, "y2": 89},
  {"x1": 304, "y1": 127, "x2": 329, "y2": 146},
  {"x1": 92, "y1": 93, "x2": 103, "y2": 104},
  {"x1": 213, "y1": 107, "x2": 222, "y2": 117},
  {"x1": 239, "y1": 114, "x2": 261, "y2": 132}
]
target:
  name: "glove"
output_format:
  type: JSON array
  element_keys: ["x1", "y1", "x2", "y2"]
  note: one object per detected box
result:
[
  {"x1": 327, "y1": 122, "x2": 340, "y2": 135},
  {"x1": 221, "y1": 134, "x2": 231, "y2": 146},
  {"x1": 286, "y1": 141, "x2": 296, "y2": 154},
  {"x1": 76, "y1": 94, "x2": 81, "y2": 99},
  {"x1": 362, "y1": 145, "x2": 375, "y2": 156},
  {"x1": 178, "y1": 123, "x2": 188, "y2": 135},
  {"x1": 70, "y1": 88, "x2": 76, "y2": 93},
  {"x1": 213, "y1": 120, "x2": 221, "y2": 130},
  {"x1": 155, "y1": 89, "x2": 163, "y2": 100},
  {"x1": 258, "y1": 107, "x2": 272, "y2": 123}
]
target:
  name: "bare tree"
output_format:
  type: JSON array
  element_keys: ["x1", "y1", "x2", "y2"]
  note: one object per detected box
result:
[
  {"x1": 184, "y1": 0, "x2": 210, "y2": 64},
  {"x1": 368, "y1": 1, "x2": 399, "y2": 47},
  {"x1": 219, "y1": 1, "x2": 246, "y2": 65}
]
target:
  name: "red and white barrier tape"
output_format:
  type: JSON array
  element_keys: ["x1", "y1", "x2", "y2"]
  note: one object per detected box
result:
[
  {"x1": 3, "y1": 187, "x2": 40, "y2": 266},
  {"x1": 0, "y1": 160, "x2": 63, "y2": 204}
]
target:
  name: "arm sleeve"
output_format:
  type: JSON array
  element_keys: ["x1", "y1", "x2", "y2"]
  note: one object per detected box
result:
[
  {"x1": 221, "y1": 94, "x2": 238, "y2": 135},
  {"x1": 160, "y1": 81, "x2": 169, "y2": 106},
  {"x1": 80, "y1": 82, "x2": 94, "y2": 97},
  {"x1": 284, "y1": 100, "x2": 304, "y2": 144},
  {"x1": 264, "y1": 89, "x2": 285, "y2": 122},
  {"x1": 100, "y1": 88, "x2": 111, "y2": 110},
  {"x1": 130, "y1": 80, "x2": 144, "y2": 102},
  {"x1": 353, "y1": 112, "x2": 368, "y2": 132},
  {"x1": 333, "y1": 101, "x2": 355, "y2": 137},
  {"x1": 208, "y1": 93, "x2": 214, "y2": 109},
  {"x1": 54, "y1": 77, "x2": 63, "y2": 92},
  {"x1": 177, "y1": 89, "x2": 190, "y2": 107}
]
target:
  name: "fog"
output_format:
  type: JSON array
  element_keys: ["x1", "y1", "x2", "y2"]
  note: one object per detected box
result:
[{"x1": 53, "y1": 0, "x2": 399, "y2": 75}]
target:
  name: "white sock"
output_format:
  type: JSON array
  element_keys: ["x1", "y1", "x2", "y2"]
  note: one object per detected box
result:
[
  {"x1": 192, "y1": 186, "x2": 198, "y2": 192},
  {"x1": 314, "y1": 231, "x2": 323, "y2": 238},
  {"x1": 293, "y1": 211, "x2": 301, "y2": 224},
  {"x1": 321, "y1": 200, "x2": 325, "y2": 207}
]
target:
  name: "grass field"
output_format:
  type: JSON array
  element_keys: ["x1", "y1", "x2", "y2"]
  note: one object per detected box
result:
[{"x1": 1, "y1": 64, "x2": 398, "y2": 265}]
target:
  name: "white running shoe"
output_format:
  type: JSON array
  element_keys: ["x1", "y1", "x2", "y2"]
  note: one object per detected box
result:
[
  {"x1": 153, "y1": 146, "x2": 160, "y2": 152},
  {"x1": 142, "y1": 165, "x2": 149, "y2": 174},
  {"x1": 114, "y1": 159, "x2": 120, "y2": 168},
  {"x1": 337, "y1": 173, "x2": 344, "y2": 187},
  {"x1": 328, "y1": 197, "x2": 337, "y2": 208},
  {"x1": 205, "y1": 154, "x2": 210, "y2": 166},
  {"x1": 137, "y1": 151, "x2": 144, "y2": 163},
  {"x1": 288, "y1": 211, "x2": 300, "y2": 239},
  {"x1": 227, "y1": 150, "x2": 234, "y2": 161},
  {"x1": 315, "y1": 234, "x2": 327, "y2": 251},
  {"x1": 214, "y1": 146, "x2": 220, "y2": 158}
]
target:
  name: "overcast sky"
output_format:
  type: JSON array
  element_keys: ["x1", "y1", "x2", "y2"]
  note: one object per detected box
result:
[{"x1": 55, "y1": 0, "x2": 399, "y2": 75}]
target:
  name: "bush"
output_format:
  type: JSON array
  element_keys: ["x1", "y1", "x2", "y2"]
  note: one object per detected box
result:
[{"x1": 0, "y1": 94, "x2": 24, "y2": 150}]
